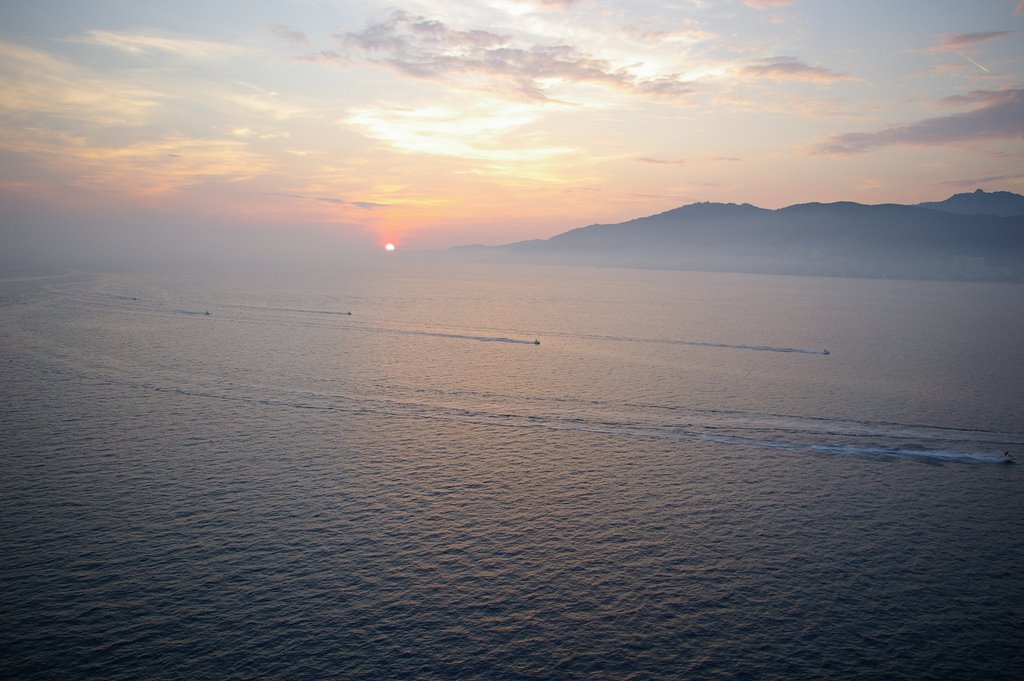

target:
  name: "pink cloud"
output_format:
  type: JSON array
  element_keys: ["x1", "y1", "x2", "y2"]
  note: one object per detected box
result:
[
  {"x1": 931, "y1": 31, "x2": 1013, "y2": 52},
  {"x1": 741, "y1": 57, "x2": 852, "y2": 83}
]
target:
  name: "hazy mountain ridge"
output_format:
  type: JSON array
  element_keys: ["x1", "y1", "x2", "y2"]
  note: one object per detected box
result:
[
  {"x1": 454, "y1": 190, "x2": 1024, "y2": 281},
  {"x1": 916, "y1": 189, "x2": 1024, "y2": 217}
]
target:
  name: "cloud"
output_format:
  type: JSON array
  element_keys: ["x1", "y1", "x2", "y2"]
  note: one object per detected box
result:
[
  {"x1": 635, "y1": 155, "x2": 739, "y2": 166},
  {"x1": 1017, "y1": 1, "x2": 1024, "y2": 15},
  {"x1": 317, "y1": 196, "x2": 388, "y2": 209},
  {"x1": 741, "y1": 57, "x2": 852, "y2": 83},
  {"x1": 514, "y1": 0, "x2": 576, "y2": 9},
  {"x1": 0, "y1": 40, "x2": 163, "y2": 125},
  {"x1": 74, "y1": 29, "x2": 248, "y2": 59},
  {"x1": 635, "y1": 76, "x2": 696, "y2": 96},
  {"x1": 939, "y1": 89, "x2": 1015, "y2": 107},
  {"x1": 0, "y1": 127, "x2": 271, "y2": 195},
  {"x1": 335, "y1": 10, "x2": 692, "y2": 100},
  {"x1": 342, "y1": 102, "x2": 581, "y2": 182},
  {"x1": 345, "y1": 104, "x2": 573, "y2": 162},
  {"x1": 931, "y1": 31, "x2": 1013, "y2": 52},
  {"x1": 272, "y1": 25, "x2": 309, "y2": 47},
  {"x1": 636, "y1": 157, "x2": 685, "y2": 166},
  {"x1": 711, "y1": 91, "x2": 865, "y2": 119},
  {"x1": 744, "y1": 0, "x2": 794, "y2": 7},
  {"x1": 940, "y1": 173, "x2": 1024, "y2": 188},
  {"x1": 6, "y1": 35, "x2": 306, "y2": 126},
  {"x1": 814, "y1": 88, "x2": 1024, "y2": 154},
  {"x1": 921, "y1": 62, "x2": 972, "y2": 76},
  {"x1": 270, "y1": 191, "x2": 388, "y2": 208},
  {"x1": 0, "y1": 38, "x2": 311, "y2": 198},
  {"x1": 221, "y1": 83, "x2": 311, "y2": 121},
  {"x1": 622, "y1": 24, "x2": 719, "y2": 47}
]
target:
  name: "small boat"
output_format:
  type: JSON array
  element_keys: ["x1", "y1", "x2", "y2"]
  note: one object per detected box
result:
[
  {"x1": 533, "y1": 339, "x2": 541, "y2": 345},
  {"x1": 822, "y1": 349, "x2": 830, "y2": 355}
]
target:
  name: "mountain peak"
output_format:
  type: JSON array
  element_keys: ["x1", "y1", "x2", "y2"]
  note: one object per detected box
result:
[
  {"x1": 453, "y1": 192, "x2": 1024, "y2": 281},
  {"x1": 653, "y1": 201, "x2": 766, "y2": 219},
  {"x1": 918, "y1": 189, "x2": 1024, "y2": 217}
]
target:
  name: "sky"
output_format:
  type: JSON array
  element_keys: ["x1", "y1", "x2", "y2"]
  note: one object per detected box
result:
[{"x1": 1, "y1": 0, "x2": 1023, "y2": 262}]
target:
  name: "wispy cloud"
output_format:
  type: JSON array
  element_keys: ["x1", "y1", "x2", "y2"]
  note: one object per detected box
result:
[
  {"x1": 939, "y1": 89, "x2": 1015, "y2": 107},
  {"x1": 514, "y1": 0, "x2": 576, "y2": 9},
  {"x1": 1017, "y1": 1, "x2": 1024, "y2": 15},
  {"x1": 0, "y1": 128, "x2": 271, "y2": 194},
  {"x1": 0, "y1": 37, "x2": 308, "y2": 198},
  {"x1": 268, "y1": 191, "x2": 388, "y2": 208},
  {"x1": 335, "y1": 10, "x2": 692, "y2": 100},
  {"x1": 220, "y1": 82, "x2": 311, "y2": 121},
  {"x1": 0, "y1": 40, "x2": 163, "y2": 125},
  {"x1": 814, "y1": 88, "x2": 1024, "y2": 154},
  {"x1": 346, "y1": 103, "x2": 573, "y2": 163},
  {"x1": 741, "y1": 56, "x2": 852, "y2": 83},
  {"x1": 939, "y1": 173, "x2": 1024, "y2": 187},
  {"x1": 712, "y1": 91, "x2": 868, "y2": 119},
  {"x1": 744, "y1": 0, "x2": 794, "y2": 8},
  {"x1": 931, "y1": 31, "x2": 1013, "y2": 52},
  {"x1": 636, "y1": 157, "x2": 685, "y2": 166},
  {"x1": 635, "y1": 155, "x2": 740, "y2": 166},
  {"x1": 622, "y1": 23, "x2": 719, "y2": 46},
  {"x1": 74, "y1": 29, "x2": 248, "y2": 59},
  {"x1": 272, "y1": 25, "x2": 309, "y2": 47},
  {"x1": 342, "y1": 101, "x2": 584, "y2": 183},
  {"x1": 43, "y1": 29, "x2": 314, "y2": 127}
]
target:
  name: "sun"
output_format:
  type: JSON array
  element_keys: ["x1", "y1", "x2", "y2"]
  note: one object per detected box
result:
[{"x1": 384, "y1": 242, "x2": 396, "y2": 252}]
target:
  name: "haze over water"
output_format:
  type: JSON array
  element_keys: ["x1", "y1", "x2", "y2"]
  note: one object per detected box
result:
[{"x1": 2, "y1": 264, "x2": 1022, "y2": 679}]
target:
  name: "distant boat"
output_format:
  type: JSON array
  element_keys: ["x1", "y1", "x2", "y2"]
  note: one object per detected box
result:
[
  {"x1": 823, "y1": 349, "x2": 830, "y2": 355},
  {"x1": 533, "y1": 339, "x2": 541, "y2": 345}
]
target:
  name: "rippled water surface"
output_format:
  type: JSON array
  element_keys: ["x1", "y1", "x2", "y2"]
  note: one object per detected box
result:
[{"x1": 2, "y1": 263, "x2": 1023, "y2": 679}]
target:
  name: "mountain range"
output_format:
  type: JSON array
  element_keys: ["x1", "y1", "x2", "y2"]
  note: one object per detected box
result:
[{"x1": 452, "y1": 189, "x2": 1024, "y2": 281}]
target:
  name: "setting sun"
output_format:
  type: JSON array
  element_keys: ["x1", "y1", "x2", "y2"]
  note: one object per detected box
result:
[{"x1": 384, "y1": 242, "x2": 396, "y2": 252}]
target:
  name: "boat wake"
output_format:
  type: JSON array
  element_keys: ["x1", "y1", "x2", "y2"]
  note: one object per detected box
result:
[
  {"x1": 43, "y1": 282, "x2": 829, "y2": 355},
  {"x1": 45, "y1": 285, "x2": 542, "y2": 346},
  {"x1": 507, "y1": 329, "x2": 828, "y2": 354},
  {"x1": 385, "y1": 329, "x2": 540, "y2": 345},
  {"x1": 26, "y1": 277, "x2": 1020, "y2": 464},
  {"x1": 137, "y1": 377, "x2": 1021, "y2": 465}
]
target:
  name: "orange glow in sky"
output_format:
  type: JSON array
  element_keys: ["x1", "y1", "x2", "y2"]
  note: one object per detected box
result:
[{"x1": 1, "y1": 1, "x2": 1022, "y2": 258}]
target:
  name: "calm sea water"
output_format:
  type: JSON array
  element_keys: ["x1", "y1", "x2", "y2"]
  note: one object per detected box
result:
[{"x1": 2, "y1": 262, "x2": 1023, "y2": 679}]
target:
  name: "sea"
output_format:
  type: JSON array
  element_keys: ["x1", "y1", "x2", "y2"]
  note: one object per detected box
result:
[{"x1": 2, "y1": 261, "x2": 1022, "y2": 680}]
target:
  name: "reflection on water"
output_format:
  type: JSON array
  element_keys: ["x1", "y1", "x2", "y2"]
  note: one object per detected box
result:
[{"x1": 2, "y1": 265, "x2": 1022, "y2": 679}]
